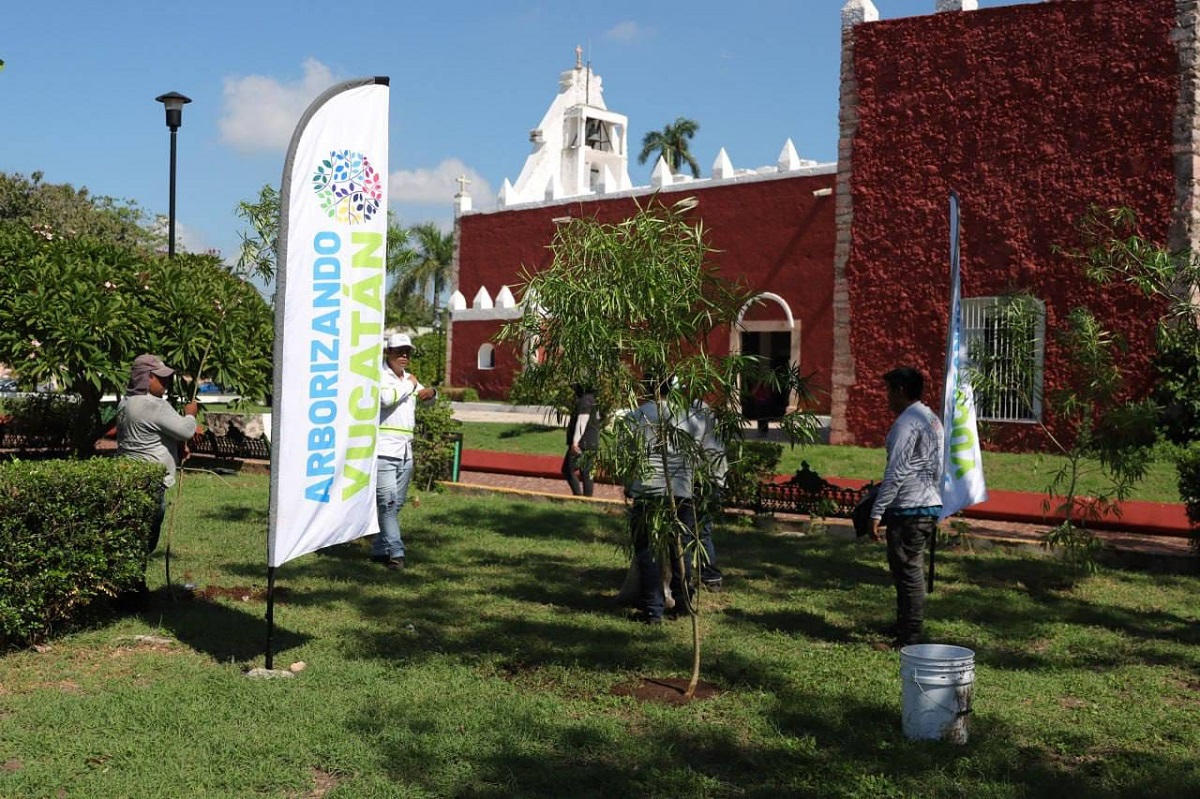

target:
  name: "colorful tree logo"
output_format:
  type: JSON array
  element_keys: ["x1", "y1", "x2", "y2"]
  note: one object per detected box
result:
[{"x1": 311, "y1": 150, "x2": 382, "y2": 225}]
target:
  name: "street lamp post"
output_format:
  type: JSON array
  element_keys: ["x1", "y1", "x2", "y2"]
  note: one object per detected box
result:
[
  {"x1": 432, "y1": 301, "x2": 445, "y2": 386},
  {"x1": 155, "y1": 91, "x2": 191, "y2": 258}
]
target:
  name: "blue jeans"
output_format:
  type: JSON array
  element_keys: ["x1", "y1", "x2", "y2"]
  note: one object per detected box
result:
[{"x1": 373, "y1": 455, "x2": 413, "y2": 559}]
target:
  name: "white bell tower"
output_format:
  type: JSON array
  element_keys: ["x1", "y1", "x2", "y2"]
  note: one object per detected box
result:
[{"x1": 505, "y1": 46, "x2": 633, "y2": 205}]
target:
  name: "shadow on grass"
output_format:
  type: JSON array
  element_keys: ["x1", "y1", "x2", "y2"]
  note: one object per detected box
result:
[
  {"x1": 211, "y1": 495, "x2": 1200, "y2": 681},
  {"x1": 198, "y1": 503, "x2": 268, "y2": 525},
  {"x1": 343, "y1": 672, "x2": 1200, "y2": 798},
  {"x1": 497, "y1": 423, "x2": 558, "y2": 438},
  {"x1": 141, "y1": 588, "x2": 310, "y2": 663},
  {"x1": 154, "y1": 490, "x2": 1200, "y2": 796}
]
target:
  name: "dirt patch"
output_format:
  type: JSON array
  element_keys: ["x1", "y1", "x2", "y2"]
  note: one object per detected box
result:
[
  {"x1": 292, "y1": 767, "x2": 342, "y2": 799},
  {"x1": 2, "y1": 759, "x2": 21, "y2": 773},
  {"x1": 611, "y1": 676, "x2": 722, "y2": 706},
  {"x1": 190, "y1": 585, "x2": 287, "y2": 603}
]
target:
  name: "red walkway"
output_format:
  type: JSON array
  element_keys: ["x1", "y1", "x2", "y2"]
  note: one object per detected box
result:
[{"x1": 461, "y1": 449, "x2": 1192, "y2": 538}]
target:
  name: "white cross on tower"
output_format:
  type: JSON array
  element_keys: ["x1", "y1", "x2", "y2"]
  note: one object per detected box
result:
[{"x1": 455, "y1": 174, "x2": 471, "y2": 196}]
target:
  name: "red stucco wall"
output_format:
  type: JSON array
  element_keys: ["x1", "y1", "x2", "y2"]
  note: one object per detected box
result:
[
  {"x1": 845, "y1": 0, "x2": 1177, "y2": 448},
  {"x1": 449, "y1": 319, "x2": 520, "y2": 398},
  {"x1": 453, "y1": 175, "x2": 838, "y2": 405}
]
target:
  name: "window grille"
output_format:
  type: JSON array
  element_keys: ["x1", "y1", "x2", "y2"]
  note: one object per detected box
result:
[{"x1": 962, "y1": 296, "x2": 1044, "y2": 422}]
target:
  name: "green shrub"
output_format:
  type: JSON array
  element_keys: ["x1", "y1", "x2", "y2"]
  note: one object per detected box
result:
[
  {"x1": 723, "y1": 439, "x2": 783, "y2": 510},
  {"x1": 414, "y1": 394, "x2": 463, "y2": 491},
  {"x1": 438, "y1": 386, "x2": 480, "y2": 402},
  {"x1": 0, "y1": 393, "x2": 78, "y2": 453},
  {"x1": 1177, "y1": 442, "x2": 1200, "y2": 547},
  {"x1": 0, "y1": 458, "x2": 163, "y2": 647}
]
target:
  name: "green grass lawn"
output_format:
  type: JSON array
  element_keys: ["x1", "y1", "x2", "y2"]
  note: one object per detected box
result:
[
  {"x1": 1, "y1": 472, "x2": 1198, "y2": 797},
  {"x1": 459, "y1": 421, "x2": 1185, "y2": 503}
]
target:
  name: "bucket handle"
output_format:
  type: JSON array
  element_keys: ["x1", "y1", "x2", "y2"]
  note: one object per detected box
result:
[{"x1": 910, "y1": 671, "x2": 973, "y2": 718}]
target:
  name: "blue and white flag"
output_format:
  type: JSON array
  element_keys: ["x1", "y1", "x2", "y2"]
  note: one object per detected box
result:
[
  {"x1": 940, "y1": 191, "x2": 988, "y2": 519},
  {"x1": 268, "y1": 77, "x2": 390, "y2": 567}
]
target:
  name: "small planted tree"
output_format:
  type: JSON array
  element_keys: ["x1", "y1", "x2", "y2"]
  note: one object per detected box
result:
[
  {"x1": 968, "y1": 206, "x2": 1194, "y2": 571},
  {"x1": 497, "y1": 196, "x2": 818, "y2": 697},
  {"x1": 1067, "y1": 207, "x2": 1200, "y2": 546}
]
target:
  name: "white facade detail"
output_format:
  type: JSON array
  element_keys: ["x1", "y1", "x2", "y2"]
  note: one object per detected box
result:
[
  {"x1": 507, "y1": 49, "x2": 632, "y2": 206},
  {"x1": 472, "y1": 52, "x2": 836, "y2": 216},
  {"x1": 472, "y1": 286, "x2": 494, "y2": 309},
  {"x1": 451, "y1": 285, "x2": 525, "y2": 322},
  {"x1": 651, "y1": 156, "x2": 673, "y2": 189},
  {"x1": 935, "y1": 0, "x2": 978, "y2": 11},
  {"x1": 778, "y1": 139, "x2": 800, "y2": 171},
  {"x1": 842, "y1": 0, "x2": 880, "y2": 29},
  {"x1": 713, "y1": 148, "x2": 735, "y2": 180},
  {"x1": 494, "y1": 285, "x2": 517, "y2": 308}
]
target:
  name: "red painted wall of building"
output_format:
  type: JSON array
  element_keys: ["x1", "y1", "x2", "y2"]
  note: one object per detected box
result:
[
  {"x1": 845, "y1": 0, "x2": 1177, "y2": 448},
  {"x1": 453, "y1": 175, "x2": 838, "y2": 406}
]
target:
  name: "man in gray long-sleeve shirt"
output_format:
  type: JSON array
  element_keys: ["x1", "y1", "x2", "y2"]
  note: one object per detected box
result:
[
  {"x1": 116, "y1": 353, "x2": 198, "y2": 554},
  {"x1": 870, "y1": 366, "x2": 944, "y2": 649}
]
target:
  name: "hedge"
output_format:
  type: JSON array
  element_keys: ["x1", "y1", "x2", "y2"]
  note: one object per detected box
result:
[{"x1": 0, "y1": 458, "x2": 163, "y2": 647}]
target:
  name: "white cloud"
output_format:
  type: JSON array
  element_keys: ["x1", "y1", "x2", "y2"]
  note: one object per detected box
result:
[
  {"x1": 389, "y1": 159, "x2": 492, "y2": 205},
  {"x1": 606, "y1": 21, "x2": 647, "y2": 42},
  {"x1": 173, "y1": 221, "x2": 216, "y2": 256},
  {"x1": 218, "y1": 58, "x2": 338, "y2": 153},
  {"x1": 149, "y1": 217, "x2": 215, "y2": 257}
]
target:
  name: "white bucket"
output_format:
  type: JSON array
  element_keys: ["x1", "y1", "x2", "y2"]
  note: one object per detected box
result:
[{"x1": 899, "y1": 644, "x2": 975, "y2": 744}]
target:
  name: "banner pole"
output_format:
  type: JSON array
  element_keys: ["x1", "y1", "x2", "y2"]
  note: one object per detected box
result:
[
  {"x1": 265, "y1": 566, "x2": 277, "y2": 670},
  {"x1": 927, "y1": 531, "x2": 936, "y2": 594}
]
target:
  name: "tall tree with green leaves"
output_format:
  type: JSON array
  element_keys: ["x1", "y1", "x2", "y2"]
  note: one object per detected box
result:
[
  {"x1": 637, "y1": 117, "x2": 702, "y2": 179},
  {"x1": 0, "y1": 219, "x2": 272, "y2": 456},
  {"x1": 1063, "y1": 206, "x2": 1200, "y2": 542},
  {"x1": 497, "y1": 196, "x2": 818, "y2": 697},
  {"x1": 235, "y1": 183, "x2": 417, "y2": 297},
  {"x1": 233, "y1": 183, "x2": 280, "y2": 285},
  {"x1": 1, "y1": 171, "x2": 161, "y2": 250}
]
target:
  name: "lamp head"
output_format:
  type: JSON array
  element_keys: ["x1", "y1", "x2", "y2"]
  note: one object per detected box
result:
[{"x1": 155, "y1": 91, "x2": 192, "y2": 131}]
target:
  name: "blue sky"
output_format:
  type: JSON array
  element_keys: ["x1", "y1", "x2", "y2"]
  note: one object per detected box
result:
[{"x1": 2, "y1": 0, "x2": 1014, "y2": 263}]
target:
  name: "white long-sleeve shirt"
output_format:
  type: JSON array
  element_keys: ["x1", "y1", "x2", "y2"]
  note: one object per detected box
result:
[
  {"x1": 377, "y1": 366, "x2": 434, "y2": 460},
  {"x1": 871, "y1": 400, "x2": 944, "y2": 519}
]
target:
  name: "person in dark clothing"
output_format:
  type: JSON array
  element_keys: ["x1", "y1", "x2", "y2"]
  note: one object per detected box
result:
[
  {"x1": 870, "y1": 367, "x2": 944, "y2": 649},
  {"x1": 562, "y1": 384, "x2": 600, "y2": 496}
]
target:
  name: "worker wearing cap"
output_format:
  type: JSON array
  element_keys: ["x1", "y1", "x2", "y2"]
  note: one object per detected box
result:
[
  {"x1": 116, "y1": 353, "x2": 198, "y2": 554},
  {"x1": 372, "y1": 333, "x2": 437, "y2": 570}
]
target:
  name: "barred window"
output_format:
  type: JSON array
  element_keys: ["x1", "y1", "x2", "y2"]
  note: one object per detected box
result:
[{"x1": 963, "y1": 296, "x2": 1045, "y2": 422}]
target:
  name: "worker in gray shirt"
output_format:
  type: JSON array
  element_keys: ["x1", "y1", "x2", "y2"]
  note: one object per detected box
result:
[
  {"x1": 870, "y1": 366, "x2": 944, "y2": 649},
  {"x1": 116, "y1": 353, "x2": 198, "y2": 554}
]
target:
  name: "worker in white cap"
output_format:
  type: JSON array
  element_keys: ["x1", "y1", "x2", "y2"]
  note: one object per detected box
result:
[{"x1": 371, "y1": 333, "x2": 437, "y2": 570}]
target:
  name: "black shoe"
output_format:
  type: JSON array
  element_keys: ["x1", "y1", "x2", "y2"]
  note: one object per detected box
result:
[
  {"x1": 385, "y1": 557, "x2": 406, "y2": 571},
  {"x1": 632, "y1": 611, "x2": 663, "y2": 625},
  {"x1": 702, "y1": 580, "x2": 723, "y2": 593}
]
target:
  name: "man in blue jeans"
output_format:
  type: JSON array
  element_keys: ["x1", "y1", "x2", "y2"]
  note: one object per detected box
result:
[
  {"x1": 869, "y1": 367, "x2": 944, "y2": 649},
  {"x1": 373, "y1": 333, "x2": 437, "y2": 570},
  {"x1": 626, "y1": 376, "x2": 694, "y2": 624}
]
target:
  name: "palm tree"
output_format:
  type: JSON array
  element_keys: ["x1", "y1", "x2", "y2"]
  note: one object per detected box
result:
[
  {"x1": 387, "y1": 221, "x2": 455, "y2": 331},
  {"x1": 637, "y1": 117, "x2": 701, "y2": 178}
]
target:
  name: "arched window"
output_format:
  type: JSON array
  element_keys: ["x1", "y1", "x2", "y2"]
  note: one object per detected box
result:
[{"x1": 477, "y1": 343, "x2": 496, "y2": 370}]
